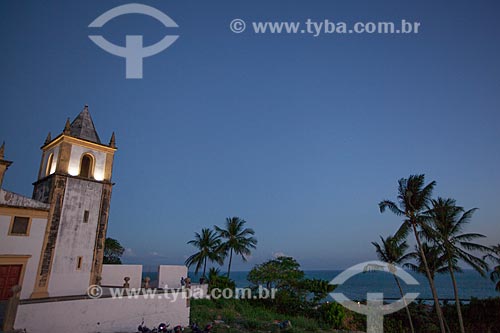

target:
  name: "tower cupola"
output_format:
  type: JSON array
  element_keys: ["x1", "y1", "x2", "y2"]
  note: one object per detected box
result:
[{"x1": 37, "y1": 105, "x2": 116, "y2": 182}]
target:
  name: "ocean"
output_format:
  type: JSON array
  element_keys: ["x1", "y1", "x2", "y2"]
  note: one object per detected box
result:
[{"x1": 143, "y1": 270, "x2": 499, "y2": 301}]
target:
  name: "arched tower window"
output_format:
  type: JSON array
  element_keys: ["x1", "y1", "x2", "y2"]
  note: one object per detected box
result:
[
  {"x1": 46, "y1": 153, "x2": 54, "y2": 176},
  {"x1": 79, "y1": 154, "x2": 94, "y2": 178}
]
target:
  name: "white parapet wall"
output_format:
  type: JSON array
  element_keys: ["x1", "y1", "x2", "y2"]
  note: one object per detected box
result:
[
  {"x1": 101, "y1": 264, "x2": 143, "y2": 288},
  {"x1": 158, "y1": 265, "x2": 188, "y2": 289},
  {"x1": 14, "y1": 291, "x2": 190, "y2": 333}
]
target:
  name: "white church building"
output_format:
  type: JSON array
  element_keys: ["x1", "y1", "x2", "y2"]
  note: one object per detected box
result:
[{"x1": 0, "y1": 107, "x2": 191, "y2": 332}]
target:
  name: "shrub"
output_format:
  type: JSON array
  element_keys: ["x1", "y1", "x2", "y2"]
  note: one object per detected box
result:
[
  {"x1": 318, "y1": 302, "x2": 345, "y2": 328},
  {"x1": 209, "y1": 275, "x2": 236, "y2": 292}
]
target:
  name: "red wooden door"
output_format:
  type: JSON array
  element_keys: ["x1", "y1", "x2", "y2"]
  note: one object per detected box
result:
[{"x1": 0, "y1": 265, "x2": 22, "y2": 300}]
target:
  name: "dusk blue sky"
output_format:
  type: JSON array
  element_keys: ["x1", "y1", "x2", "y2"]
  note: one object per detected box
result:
[{"x1": 1, "y1": 0, "x2": 499, "y2": 270}]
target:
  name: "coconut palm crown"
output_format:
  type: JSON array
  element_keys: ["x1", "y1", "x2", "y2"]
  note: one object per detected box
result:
[
  {"x1": 215, "y1": 216, "x2": 257, "y2": 278},
  {"x1": 185, "y1": 228, "x2": 224, "y2": 278}
]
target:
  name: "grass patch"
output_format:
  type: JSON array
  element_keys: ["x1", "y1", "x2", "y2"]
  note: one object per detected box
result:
[{"x1": 190, "y1": 299, "x2": 334, "y2": 333}]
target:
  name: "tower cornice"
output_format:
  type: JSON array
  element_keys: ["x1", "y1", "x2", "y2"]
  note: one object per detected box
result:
[
  {"x1": 41, "y1": 134, "x2": 117, "y2": 153},
  {"x1": 32, "y1": 172, "x2": 115, "y2": 187}
]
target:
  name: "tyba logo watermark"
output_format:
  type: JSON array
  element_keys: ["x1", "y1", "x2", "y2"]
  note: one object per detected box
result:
[
  {"x1": 330, "y1": 260, "x2": 420, "y2": 333},
  {"x1": 88, "y1": 3, "x2": 179, "y2": 79}
]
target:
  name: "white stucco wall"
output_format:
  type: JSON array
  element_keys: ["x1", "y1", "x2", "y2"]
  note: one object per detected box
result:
[
  {"x1": 0, "y1": 215, "x2": 47, "y2": 299},
  {"x1": 101, "y1": 265, "x2": 143, "y2": 288},
  {"x1": 67, "y1": 144, "x2": 106, "y2": 181},
  {"x1": 158, "y1": 265, "x2": 187, "y2": 289},
  {"x1": 15, "y1": 293, "x2": 190, "y2": 333},
  {"x1": 48, "y1": 177, "x2": 103, "y2": 297}
]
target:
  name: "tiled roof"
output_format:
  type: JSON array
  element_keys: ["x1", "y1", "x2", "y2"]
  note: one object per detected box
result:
[
  {"x1": 0, "y1": 189, "x2": 50, "y2": 210},
  {"x1": 69, "y1": 106, "x2": 101, "y2": 144}
]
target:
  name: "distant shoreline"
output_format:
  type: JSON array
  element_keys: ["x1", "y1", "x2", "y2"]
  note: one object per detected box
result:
[{"x1": 141, "y1": 269, "x2": 499, "y2": 300}]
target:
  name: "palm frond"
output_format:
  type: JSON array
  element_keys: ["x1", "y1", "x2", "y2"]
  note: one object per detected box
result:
[
  {"x1": 490, "y1": 266, "x2": 500, "y2": 282},
  {"x1": 403, "y1": 262, "x2": 419, "y2": 272},
  {"x1": 426, "y1": 198, "x2": 490, "y2": 279},
  {"x1": 394, "y1": 221, "x2": 411, "y2": 240},
  {"x1": 379, "y1": 200, "x2": 404, "y2": 215}
]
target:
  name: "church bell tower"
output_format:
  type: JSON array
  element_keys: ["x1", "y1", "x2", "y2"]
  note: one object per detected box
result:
[{"x1": 31, "y1": 105, "x2": 117, "y2": 298}]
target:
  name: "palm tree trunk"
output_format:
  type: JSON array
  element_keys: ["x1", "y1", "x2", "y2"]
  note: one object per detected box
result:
[
  {"x1": 202, "y1": 257, "x2": 207, "y2": 279},
  {"x1": 227, "y1": 248, "x2": 233, "y2": 278},
  {"x1": 448, "y1": 259, "x2": 465, "y2": 333},
  {"x1": 412, "y1": 223, "x2": 446, "y2": 333},
  {"x1": 393, "y1": 275, "x2": 415, "y2": 333}
]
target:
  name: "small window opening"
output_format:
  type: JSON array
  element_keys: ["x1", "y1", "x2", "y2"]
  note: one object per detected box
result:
[
  {"x1": 46, "y1": 153, "x2": 54, "y2": 176},
  {"x1": 76, "y1": 256, "x2": 83, "y2": 270},
  {"x1": 79, "y1": 155, "x2": 93, "y2": 178},
  {"x1": 10, "y1": 217, "x2": 30, "y2": 235}
]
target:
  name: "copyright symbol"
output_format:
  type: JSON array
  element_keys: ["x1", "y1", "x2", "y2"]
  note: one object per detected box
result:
[
  {"x1": 87, "y1": 285, "x2": 103, "y2": 299},
  {"x1": 230, "y1": 19, "x2": 246, "y2": 33}
]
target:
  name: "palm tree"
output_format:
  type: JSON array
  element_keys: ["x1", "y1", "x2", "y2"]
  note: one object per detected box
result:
[
  {"x1": 405, "y1": 243, "x2": 452, "y2": 282},
  {"x1": 185, "y1": 228, "x2": 224, "y2": 278},
  {"x1": 405, "y1": 243, "x2": 455, "y2": 333},
  {"x1": 379, "y1": 174, "x2": 446, "y2": 333},
  {"x1": 372, "y1": 235, "x2": 415, "y2": 333},
  {"x1": 215, "y1": 217, "x2": 257, "y2": 278},
  {"x1": 486, "y1": 244, "x2": 500, "y2": 291},
  {"x1": 425, "y1": 198, "x2": 490, "y2": 333},
  {"x1": 492, "y1": 266, "x2": 500, "y2": 291},
  {"x1": 207, "y1": 267, "x2": 222, "y2": 284}
]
